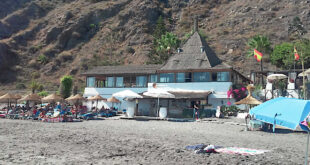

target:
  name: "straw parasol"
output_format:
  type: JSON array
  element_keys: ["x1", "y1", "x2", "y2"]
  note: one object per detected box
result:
[
  {"x1": 0, "y1": 93, "x2": 18, "y2": 108},
  {"x1": 19, "y1": 93, "x2": 41, "y2": 102},
  {"x1": 88, "y1": 94, "x2": 107, "y2": 109},
  {"x1": 235, "y1": 85, "x2": 262, "y2": 105},
  {"x1": 66, "y1": 94, "x2": 86, "y2": 118},
  {"x1": 66, "y1": 94, "x2": 86, "y2": 102},
  {"x1": 107, "y1": 96, "x2": 120, "y2": 103},
  {"x1": 14, "y1": 94, "x2": 22, "y2": 100},
  {"x1": 42, "y1": 93, "x2": 63, "y2": 103},
  {"x1": 107, "y1": 96, "x2": 120, "y2": 109}
]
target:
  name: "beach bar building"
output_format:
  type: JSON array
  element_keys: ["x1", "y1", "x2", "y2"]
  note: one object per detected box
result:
[{"x1": 82, "y1": 23, "x2": 249, "y2": 117}]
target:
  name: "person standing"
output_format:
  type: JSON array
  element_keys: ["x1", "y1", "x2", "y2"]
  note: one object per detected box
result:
[{"x1": 193, "y1": 101, "x2": 200, "y2": 121}]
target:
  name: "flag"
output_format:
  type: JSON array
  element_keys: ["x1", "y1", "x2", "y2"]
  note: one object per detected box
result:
[
  {"x1": 254, "y1": 49, "x2": 263, "y2": 62},
  {"x1": 294, "y1": 47, "x2": 300, "y2": 61}
]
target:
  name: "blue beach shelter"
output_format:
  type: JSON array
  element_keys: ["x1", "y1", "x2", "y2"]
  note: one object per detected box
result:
[{"x1": 249, "y1": 97, "x2": 310, "y2": 131}]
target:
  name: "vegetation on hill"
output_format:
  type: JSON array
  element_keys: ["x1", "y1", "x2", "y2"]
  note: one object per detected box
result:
[{"x1": 1, "y1": 0, "x2": 310, "y2": 91}]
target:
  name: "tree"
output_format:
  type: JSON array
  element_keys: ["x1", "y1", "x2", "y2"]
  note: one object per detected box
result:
[
  {"x1": 153, "y1": 15, "x2": 166, "y2": 40},
  {"x1": 155, "y1": 32, "x2": 180, "y2": 62},
  {"x1": 270, "y1": 42, "x2": 294, "y2": 69},
  {"x1": 60, "y1": 75, "x2": 73, "y2": 99},
  {"x1": 29, "y1": 80, "x2": 40, "y2": 94},
  {"x1": 247, "y1": 35, "x2": 272, "y2": 85},
  {"x1": 247, "y1": 35, "x2": 272, "y2": 57}
]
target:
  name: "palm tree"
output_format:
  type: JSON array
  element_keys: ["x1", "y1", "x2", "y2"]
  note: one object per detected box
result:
[
  {"x1": 247, "y1": 35, "x2": 272, "y2": 85},
  {"x1": 30, "y1": 80, "x2": 40, "y2": 94}
]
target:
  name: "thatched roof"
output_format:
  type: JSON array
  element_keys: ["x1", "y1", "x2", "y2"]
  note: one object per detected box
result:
[
  {"x1": 19, "y1": 93, "x2": 41, "y2": 102},
  {"x1": 82, "y1": 65, "x2": 162, "y2": 76},
  {"x1": 160, "y1": 32, "x2": 231, "y2": 71},
  {"x1": 107, "y1": 96, "x2": 120, "y2": 103},
  {"x1": 42, "y1": 93, "x2": 63, "y2": 103},
  {"x1": 88, "y1": 94, "x2": 107, "y2": 101}
]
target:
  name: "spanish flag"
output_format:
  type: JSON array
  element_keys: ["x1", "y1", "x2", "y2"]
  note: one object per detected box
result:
[
  {"x1": 294, "y1": 47, "x2": 300, "y2": 61},
  {"x1": 254, "y1": 49, "x2": 263, "y2": 62}
]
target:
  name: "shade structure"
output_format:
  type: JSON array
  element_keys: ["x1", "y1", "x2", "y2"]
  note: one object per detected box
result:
[
  {"x1": 0, "y1": 93, "x2": 18, "y2": 102},
  {"x1": 267, "y1": 74, "x2": 287, "y2": 80},
  {"x1": 112, "y1": 90, "x2": 142, "y2": 98},
  {"x1": 42, "y1": 93, "x2": 63, "y2": 103},
  {"x1": 298, "y1": 68, "x2": 310, "y2": 77},
  {"x1": 143, "y1": 89, "x2": 175, "y2": 98},
  {"x1": 107, "y1": 96, "x2": 120, "y2": 103},
  {"x1": 66, "y1": 94, "x2": 86, "y2": 102},
  {"x1": 88, "y1": 94, "x2": 107, "y2": 101},
  {"x1": 249, "y1": 97, "x2": 310, "y2": 130},
  {"x1": 235, "y1": 85, "x2": 262, "y2": 105},
  {"x1": 19, "y1": 93, "x2": 41, "y2": 102},
  {"x1": 235, "y1": 95, "x2": 262, "y2": 105},
  {"x1": 14, "y1": 94, "x2": 22, "y2": 100},
  {"x1": 143, "y1": 89, "x2": 175, "y2": 117}
]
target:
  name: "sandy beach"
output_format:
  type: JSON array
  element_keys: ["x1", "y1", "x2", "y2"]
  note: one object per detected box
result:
[{"x1": 0, "y1": 117, "x2": 307, "y2": 165}]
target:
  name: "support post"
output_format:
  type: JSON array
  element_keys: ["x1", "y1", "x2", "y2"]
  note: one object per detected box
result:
[{"x1": 305, "y1": 131, "x2": 310, "y2": 165}]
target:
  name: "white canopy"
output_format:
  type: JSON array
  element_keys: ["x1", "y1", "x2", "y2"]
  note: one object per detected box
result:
[
  {"x1": 298, "y1": 68, "x2": 310, "y2": 77},
  {"x1": 267, "y1": 74, "x2": 287, "y2": 80},
  {"x1": 143, "y1": 89, "x2": 175, "y2": 98},
  {"x1": 112, "y1": 90, "x2": 143, "y2": 98}
]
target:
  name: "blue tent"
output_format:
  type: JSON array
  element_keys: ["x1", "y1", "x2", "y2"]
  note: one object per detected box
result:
[{"x1": 249, "y1": 97, "x2": 310, "y2": 130}]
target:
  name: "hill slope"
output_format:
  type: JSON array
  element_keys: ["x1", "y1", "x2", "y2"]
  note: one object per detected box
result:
[{"x1": 1, "y1": 0, "x2": 310, "y2": 91}]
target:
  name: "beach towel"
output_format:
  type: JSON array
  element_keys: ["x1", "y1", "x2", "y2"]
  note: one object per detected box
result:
[{"x1": 215, "y1": 147, "x2": 269, "y2": 156}]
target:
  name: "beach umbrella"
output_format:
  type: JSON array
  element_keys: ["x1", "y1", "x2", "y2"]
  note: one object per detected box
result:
[
  {"x1": 250, "y1": 97, "x2": 310, "y2": 132},
  {"x1": 298, "y1": 68, "x2": 310, "y2": 77},
  {"x1": 42, "y1": 93, "x2": 63, "y2": 103},
  {"x1": 235, "y1": 85, "x2": 262, "y2": 105},
  {"x1": 143, "y1": 89, "x2": 175, "y2": 117},
  {"x1": 267, "y1": 74, "x2": 287, "y2": 80},
  {"x1": 300, "y1": 116, "x2": 310, "y2": 165},
  {"x1": 107, "y1": 96, "x2": 120, "y2": 109},
  {"x1": 19, "y1": 93, "x2": 41, "y2": 102},
  {"x1": 0, "y1": 93, "x2": 18, "y2": 108},
  {"x1": 66, "y1": 94, "x2": 86, "y2": 118},
  {"x1": 66, "y1": 94, "x2": 85, "y2": 102},
  {"x1": 88, "y1": 94, "x2": 107, "y2": 110},
  {"x1": 112, "y1": 90, "x2": 143, "y2": 99}
]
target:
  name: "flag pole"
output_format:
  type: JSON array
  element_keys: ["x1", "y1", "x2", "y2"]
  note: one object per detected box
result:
[
  {"x1": 305, "y1": 131, "x2": 310, "y2": 165},
  {"x1": 302, "y1": 51, "x2": 306, "y2": 100}
]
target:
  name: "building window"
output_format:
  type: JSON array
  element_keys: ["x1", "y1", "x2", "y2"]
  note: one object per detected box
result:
[
  {"x1": 105, "y1": 77, "x2": 115, "y2": 87},
  {"x1": 176, "y1": 73, "x2": 185, "y2": 83},
  {"x1": 160, "y1": 73, "x2": 175, "y2": 83},
  {"x1": 193, "y1": 72, "x2": 210, "y2": 82},
  {"x1": 116, "y1": 77, "x2": 124, "y2": 87},
  {"x1": 136, "y1": 76, "x2": 147, "y2": 87},
  {"x1": 149, "y1": 74, "x2": 157, "y2": 83},
  {"x1": 217, "y1": 72, "x2": 230, "y2": 81},
  {"x1": 87, "y1": 77, "x2": 95, "y2": 87},
  {"x1": 185, "y1": 73, "x2": 192, "y2": 82}
]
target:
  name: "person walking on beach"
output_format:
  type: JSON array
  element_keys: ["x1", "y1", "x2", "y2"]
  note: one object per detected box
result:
[{"x1": 194, "y1": 101, "x2": 200, "y2": 121}]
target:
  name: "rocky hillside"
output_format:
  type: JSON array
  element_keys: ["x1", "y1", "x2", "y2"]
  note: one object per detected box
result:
[{"x1": 1, "y1": 0, "x2": 310, "y2": 91}]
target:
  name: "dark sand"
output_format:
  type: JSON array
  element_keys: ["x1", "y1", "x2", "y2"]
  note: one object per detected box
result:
[{"x1": 0, "y1": 117, "x2": 307, "y2": 164}]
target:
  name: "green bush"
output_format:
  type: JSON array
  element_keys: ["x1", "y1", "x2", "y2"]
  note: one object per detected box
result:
[
  {"x1": 60, "y1": 75, "x2": 73, "y2": 98},
  {"x1": 38, "y1": 91, "x2": 49, "y2": 97},
  {"x1": 37, "y1": 54, "x2": 49, "y2": 64}
]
